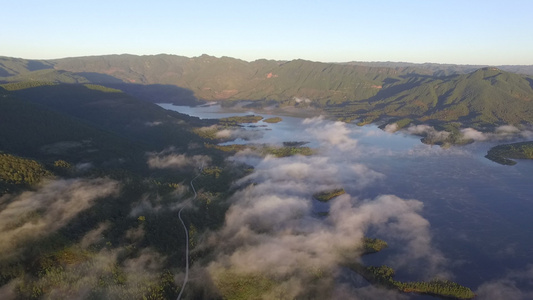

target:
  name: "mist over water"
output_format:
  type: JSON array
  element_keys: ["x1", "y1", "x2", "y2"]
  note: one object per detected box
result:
[{"x1": 162, "y1": 103, "x2": 533, "y2": 298}]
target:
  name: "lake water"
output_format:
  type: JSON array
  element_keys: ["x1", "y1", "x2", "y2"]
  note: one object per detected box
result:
[{"x1": 162, "y1": 103, "x2": 533, "y2": 297}]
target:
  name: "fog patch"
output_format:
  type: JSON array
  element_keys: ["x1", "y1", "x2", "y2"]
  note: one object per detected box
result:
[
  {"x1": 0, "y1": 178, "x2": 119, "y2": 258},
  {"x1": 203, "y1": 148, "x2": 443, "y2": 297},
  {"x1": 294, "y1": 97, "x2": 312, "y2": 104},
  {"x1": 40, "y1": 140, "x2": 88, "y2": 155},
  {"x1": 304, "y1": 116, "x2": 358, "y2": 150},
  {"x1": 384, "y1": 123, "x2": 399, "y2": 133},
  {"x1": 405, "y1": 125, "x2": 450, "y2": 143},
  {"x1": 80, "y1": 222, "x2": 110, "y2": 249},
  {"x1": 215, "y1": 128, "x2": 264, "y2": 141},
  {"x1": 31, "y1": 248, "x2": 167, "y2": 299},
  {"x1": 144, "y1": 121, "x2": 163, "y2": 127},
  {"x1": 476, "y1": 265, "x2": 533, "y2": 300},
  {"x1": 146, "y1": 147, "x2": 210, "y2": 169},
  {"x1": 461, "y1": 125, "x2": 533, "y2": 142}
]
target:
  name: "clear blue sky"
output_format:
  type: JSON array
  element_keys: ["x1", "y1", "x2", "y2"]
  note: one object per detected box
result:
[{"x1": 2, "y1": 0, "x2": 532, "y2": 65}]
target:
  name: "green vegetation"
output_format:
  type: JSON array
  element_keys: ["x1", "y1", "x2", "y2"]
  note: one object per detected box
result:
[
  {"x1": 261, "y1": 145, "x2": 314, "y2": 157},
  {"x1": 350, "y1": 264, "x2": 475, "y2": 299},
  {"x1": 208, "y1": 143, "x2": 314, "y2": 158},
  {"x1": 219, "y1": 115, "x2": 263, "y2": 125},
  {"x1": 1, "y1": 81, "x2": 58, "y2": 91},
  {"x1": 83, "y1": 83, "x2": 122, "y2": 93},
  {"x1": 0, "y1": 153, "x2": 52, "y2": 191},
  {"x1": 313, "y1": 188, "x2": 346, "y2": 202},
  {"x1": 362, "y1": 237, "x2": 388, "y2": 254},
  {"x1": 263, "y1": 117, "x2": 282, "y2": 123},
  {"x1": 214, "y1": 270, "x2": 276, "y2": 300},
  {"x1": 282, "y1": 141, "x2": 309, "y2": 147},
  {"x1": 485, "y1": 141, "x2": 533, "y2": 165}
]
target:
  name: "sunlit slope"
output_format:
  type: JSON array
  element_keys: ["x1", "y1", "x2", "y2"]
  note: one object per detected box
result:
[
  {"x1": 331, "y1": 68, "x2": 533, "y2": 128},
  {"x1": 50, "y1": 54, "x2": 420, "y2": 102},
  {"x1": 0, "y1": 56, "x2": 54, "y2": 77}
]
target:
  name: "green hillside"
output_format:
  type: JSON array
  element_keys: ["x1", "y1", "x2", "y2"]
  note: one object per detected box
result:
[
  {"x1": 0, "y1": 82, "x2": 251, "y2": 299},
  {"x1": 329, "y1": 67, "x2": 533, "y2": 129},
  {"x1": 2, "y1": 54, "x2": 533, "y2": 131}
]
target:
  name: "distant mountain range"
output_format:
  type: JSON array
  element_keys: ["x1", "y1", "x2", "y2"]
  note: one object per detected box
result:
[{"x1": 2, "y1": 54, "x2": 533, "y2": 130}]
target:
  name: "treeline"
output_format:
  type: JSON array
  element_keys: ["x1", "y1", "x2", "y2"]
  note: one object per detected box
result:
[
  {"x1": 219, "y1": 115, "x2": 264, "y2": 126},
  {"x1": 486, "y1": 141, "x2": 533, "y2": 165},
  {"x1": 351, "y1": 264, "x2": 475, "y2": 299},
  {"x1": 0, "y1": 153, "x2": 51, "y2": 188}
]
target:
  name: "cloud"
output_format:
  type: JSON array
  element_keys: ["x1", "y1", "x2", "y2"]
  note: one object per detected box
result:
[
  {"x1": 215, "y1": 128, "x2": 263, "y2": 141},
  {"x1": 144, "y1": 121, "x2": 163, "y2": 127},
  {"x1": 200, "y1": 140, "x2": 444, "y2": 298},
  {"x1": 384, "y1": 123, "x2": 399, "y2": 133},
  {"x1": 460, "y1": 127, "x2": 488, "y2": 141},
  {"x1": 146, "y1": 148, "x2": 211, "y2": 169},
  {"x1": 294, "y1": 97, "x2": 312, "y2": 104},
  {"x1": 460, "y1": 125, "x2": 533, "y2": 142},
  {"x1": 304, "y1": 116, "x2": 358, "y2": 150},
  {"x1": 476, "y1": 265, "x2": 533, "y2": 300},
  {"x1": 0, "y1": 178, "x2": 120, "y2": 258},
  {"x1": 25, "y1": 247, "x2": 167, "y2": 300},
  {"x1": 405, "y1": 124, "x2": 450, "y2": 143},
  {"x1": 79, "y1": 222, "x2": 110, "y2": 248}
]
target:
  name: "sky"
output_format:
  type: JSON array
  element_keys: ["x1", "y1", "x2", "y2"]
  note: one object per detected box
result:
[{"x1": 2, "y1": 0, "x2": 532, "y2": 65}]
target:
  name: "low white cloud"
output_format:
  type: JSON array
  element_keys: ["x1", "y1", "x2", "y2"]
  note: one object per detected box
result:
[
  {"x1": 294, "y1": 97, "x2": 312, "y2": 104},
  {"x1": 384, "y1": 123, "x2": 399, "y2": 133},
  {"x1": 215, "y1": 128, "x2": 263, "y2": 141},
  {"x1": 405, "y1": 125, "x2": 450, "y2": 143},
  {"x1": 201, "y1": 137, "x2": 444, "y2": 298},
  {"x1": 476, "y1": 265, "x2": 533, "y2": 300},
  {"x1": 304, "y1": 116, "x2": 358, "y2": 150},
  {"x1": 0, "y1": 178, "x2": 119, "y2": 257},
  {"x1": 146, "y1": 148, "x2": 211, "y2": 169},
  {"x1": 460, "y1": 125, "x2": 533, "y2": 142},
  {"x1": 144, "y1": 121, "x2": 163, "y2": 127}
]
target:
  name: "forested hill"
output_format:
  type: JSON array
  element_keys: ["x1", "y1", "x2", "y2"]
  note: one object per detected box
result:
[{"x1": 2, "y1": 54, "x2": 533, "y2": 130}]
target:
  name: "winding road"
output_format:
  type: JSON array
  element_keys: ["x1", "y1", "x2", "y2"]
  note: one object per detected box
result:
[{"x1": 177, "y1": 172, "x2": 201, "y2": 300}]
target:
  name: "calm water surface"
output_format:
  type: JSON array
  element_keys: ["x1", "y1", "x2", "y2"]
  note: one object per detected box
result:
[{"x1": 161, "y1": 103, "x2": 533, "y2": 295}]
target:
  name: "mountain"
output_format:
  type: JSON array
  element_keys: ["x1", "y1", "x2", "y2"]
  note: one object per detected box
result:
[
  {"x1": 2, "y1": 54, "x2": 533, "y2": 130},
  {"x1": 330, "y1": 67, "x2": 533, "y2": 128}
]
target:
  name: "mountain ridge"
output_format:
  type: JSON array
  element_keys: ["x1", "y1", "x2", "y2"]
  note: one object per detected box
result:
[{"x1": 2, "y1": 54, "x2": 533, "y2": 131}]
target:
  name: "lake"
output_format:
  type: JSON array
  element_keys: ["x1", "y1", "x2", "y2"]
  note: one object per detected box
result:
[{"x1": 161, "y1": 103, "x2": 533, "y2": 298}]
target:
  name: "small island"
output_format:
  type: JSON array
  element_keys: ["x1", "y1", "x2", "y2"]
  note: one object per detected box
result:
[
  {"x1": 313, "y1": 188, "x2": 346, "y2": 202},
  {"x1": 362, "y1": 237, "x2": 388, "y2": 254},
  {"x1": 208, "y1": 144, "x2": 314, "y2": 158},
  {"x1": 283, "y1": 141, "x2": 309, "y2": 147},
  {"x1": 345, "y1": 237, "x2": 475, "y2": 300},
  {"x1": 349, "y1": 264, "x2": 475, "y2": 299},
  {"x1": 219, "y1": 115, "x2": 263, "y2": 125},
  {"x1": 485, "y1": 141, "x2": 533, "y2": 165},
  {"x1": 263, "y1": 117, "x2": 283, "y2": 123}
]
